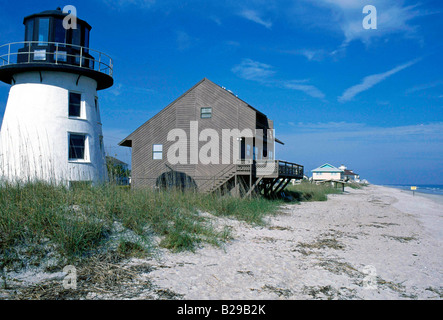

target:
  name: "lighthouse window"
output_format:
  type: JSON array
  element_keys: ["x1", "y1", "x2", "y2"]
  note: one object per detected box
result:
[
  {"x1": 99, "y1": 135, "x2": 104, "y2": 152},
  {"x1": 95, "y1": 97, "x2": 101, "y2": 123},
  {"x1": 33, "y1": 50, "x2": 47, "y2": 61},
  {"x1": 25, "y1": 19, "x2": 34, "y2": 42},
  {"x1": 69, "y1": 134, "x2": 87, "y2": 160},
  {"x1": 37, "y1": 18, "x2": 49, "y2": 44},
  {"x1": 54, "y1": 19, "x2": 67, "y2": 45},
  {"x1": 72, "y1": 28, "x2": 81, "y2": 46},
  {"x1": 84, "y1": 28, "x2": 90, "y2": 48},
  {"x1": 55, "y1": 51, "x2": 67, "y2": 62},
  {"x1": 69, "y1": 92, "x2": 82, "y2": 117}
]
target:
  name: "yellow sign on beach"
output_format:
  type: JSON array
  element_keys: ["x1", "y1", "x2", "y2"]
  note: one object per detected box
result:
[{"x1": 411, "y1": 186, "x2": 417, "y2": 191}]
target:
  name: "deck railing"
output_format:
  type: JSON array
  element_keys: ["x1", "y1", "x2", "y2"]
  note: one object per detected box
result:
[
  {"x1": 277, "y1": 160, "x2": 304, "y2": 177},
  {"x1": 236, "y1": 159, "x2": 303, "y2": 178},
  {"x1": 0, "y1": 41, "x2": 113, "y2": 77}
]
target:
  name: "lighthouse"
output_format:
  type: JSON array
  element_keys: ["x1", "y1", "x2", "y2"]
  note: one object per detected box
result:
[{"x1": 0, "y1": 8, "x2": 113, "y2": 185}]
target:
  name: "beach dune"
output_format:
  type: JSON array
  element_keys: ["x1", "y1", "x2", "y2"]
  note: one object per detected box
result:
[{"x1": 134, "y1": 185, "x2": 443, "y2": 300}]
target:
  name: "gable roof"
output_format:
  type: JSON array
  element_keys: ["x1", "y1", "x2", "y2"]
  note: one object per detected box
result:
[
  {"x1": 343, "y1": 169, "x2": 358, "y2": 176},
  {"x1": 311, "y1": 163, "x2": 343, "y2": 172},
  {"x1": 106, "y1": 155, "x2": 128, "y2": 166},
  {"x1": 119, "y1": 78, "x2": 281, "y2": 147},
  {"x1": 119, "y1": 78, "x2": 207, "y2": 147}
]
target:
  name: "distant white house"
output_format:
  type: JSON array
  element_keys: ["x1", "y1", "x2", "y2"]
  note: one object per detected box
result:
[
  {"x1": 311, "y1": 163, "x2": 344, "y2": 181},
  {"x1": 339, "y1": 164, "x2": 360, "y2": 182}
]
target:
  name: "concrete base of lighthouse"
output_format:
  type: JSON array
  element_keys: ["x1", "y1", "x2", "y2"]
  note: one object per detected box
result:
[{"x1": 0, "y1": 71, "x2": 107, "y2": 185}]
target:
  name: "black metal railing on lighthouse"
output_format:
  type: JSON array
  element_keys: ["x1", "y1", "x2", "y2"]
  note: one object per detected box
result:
[{"x1": 0, "y1": 41, "x2": 113, "y2": 77}]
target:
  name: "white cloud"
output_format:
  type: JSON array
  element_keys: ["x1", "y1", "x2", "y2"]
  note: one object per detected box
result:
[
  {"x1": 232, "y1": 59, "x2": 326, "y2": 100},
  {"x1": 301, "y1": 0, "x2": 425, "y2": 45},
  {"x1": 283, "y1": 49, "x2": 327, "y2": 61},
  {"x1": 231, "y1": 59, "x2": 276, "y2": 82},
  {"x1": 283, "y1": 82, "x2": 326, "y2": 99},
  {"x1": 294, "y1": 121, "x2": 443, "y2": 139},
  {"x1": 406, "y1": 81, "x2": 443, "y2": 94},
  {"x1": 176, "y1": 30, "x2": 193, "y2": 51},
  {"x1": 103, "y1": 0, "x2": 156, "y2": 9},
  {"x1": 338, "y1": 59, "x2": 419, "y2": 102},
  {"x1": 238, "y1": 9, "x2": 272, "y2": 29}
]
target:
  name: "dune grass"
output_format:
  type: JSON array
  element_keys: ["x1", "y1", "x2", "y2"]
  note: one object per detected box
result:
[
  {"x1": 0, "y1": 182, "x2": 283, "y2": 266},
  {"x1": 284, "y1": 181, "x2": 342, "y2": 202},
  {"x1": 0, "y1": 180, "x2": 341, "y2": 268}
]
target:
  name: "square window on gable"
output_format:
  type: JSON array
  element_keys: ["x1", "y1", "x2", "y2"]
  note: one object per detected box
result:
[
  {"x1": 153, "y1": 144, "x2": 163, "y2": 160},
  {"x1": 200, "y1": 107, "x2": 212, "y2": 119}
]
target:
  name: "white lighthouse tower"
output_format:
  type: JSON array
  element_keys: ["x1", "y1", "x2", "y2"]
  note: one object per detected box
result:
[{"x1": 0, "y1": 8, "x2": 113, "y2": 185}]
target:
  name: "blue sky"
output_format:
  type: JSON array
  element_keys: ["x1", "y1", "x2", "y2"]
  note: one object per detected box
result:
[{"x1": 0, "y1": 0, "x2": 442, "y2": 185}]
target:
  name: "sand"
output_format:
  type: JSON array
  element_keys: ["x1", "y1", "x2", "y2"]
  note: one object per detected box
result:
[
  {"x1": 129, "y1": 185, "x2": 443, "y2": 300},
  {"x1": 2, "y1": 184, "x2": 442, "y2": 300}
]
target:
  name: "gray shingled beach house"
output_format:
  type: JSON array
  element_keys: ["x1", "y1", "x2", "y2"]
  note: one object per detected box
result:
[{"x1": 119, "y1": 78, "x2": 303, "y2": 197}]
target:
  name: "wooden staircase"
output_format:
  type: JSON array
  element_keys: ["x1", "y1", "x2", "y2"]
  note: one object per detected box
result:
[{"x1": 200, "y1": 164, "x2": 237, "y2": 195}]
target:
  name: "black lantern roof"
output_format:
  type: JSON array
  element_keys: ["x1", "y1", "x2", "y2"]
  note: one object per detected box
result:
[
  {"x1": 23, "y1": 8, "x2": 92, "y2": 30},
  {"x1": 0, "y1": 8, "x2": 113, "y2": 90}
]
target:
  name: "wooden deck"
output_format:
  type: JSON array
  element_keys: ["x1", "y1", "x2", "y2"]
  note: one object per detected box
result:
[
  {"x1": 236, "y1": 160, "x2": 304, "y2": 179},
  {"x1": 201, "y1": 160, "x2": 304, "y2": 198}
]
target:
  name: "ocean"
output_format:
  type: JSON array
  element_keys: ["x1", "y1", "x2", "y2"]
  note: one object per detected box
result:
[{"x1": 386, "y1": 184, "x2": 443, "y2": 196}]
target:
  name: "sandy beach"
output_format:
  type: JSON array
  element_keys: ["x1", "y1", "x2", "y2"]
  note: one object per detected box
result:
[
  {"x1": 3, "y1": 184, "x2": 442, "y2": 300},
  {"x1": 124, "y1": 184, "x2": 442, "y2": 300}
]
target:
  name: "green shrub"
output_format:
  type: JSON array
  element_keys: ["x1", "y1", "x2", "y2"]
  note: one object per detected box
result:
[{"x1": 284, "y1": 181, "x2": 342, "y2": 202}]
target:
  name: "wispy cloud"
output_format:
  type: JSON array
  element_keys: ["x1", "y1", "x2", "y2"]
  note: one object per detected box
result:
[
  {"x1": 231, "y1": 59, "x2": 276, "y2": 82},
  {"x1": 338, "y1": 59, "x2": 419, "y2": 102},
  {"x1": 238, "y1": 9, "x2": 272, "y2": 29},
  {"x1": 282, "y1": 49, "x2": 327, "y2": 62},
  {"x1": 283, "y1": 82, "x2": 326, "y2": 99},
  {"x1": 107, "y1": 83, "x2": 155, "y2": 98},
  {"x1": 406, "y1": 81, "x2": 443, "y2": 94},
  {"x1": 232, "y1": 59, "x2": 325, "y2": 100},
  {"x1": 293, "y1": 121, "x2": 443, "y2": 139},
  {"x1": 176, "y1": 30, "x2": 194, "y2": 51},
  {"x1": 296, "y1": 0, "x2": 427, "y2": 46},
  {"x1": 103, "y1": 0, "x2": 156, "y2": 9}
]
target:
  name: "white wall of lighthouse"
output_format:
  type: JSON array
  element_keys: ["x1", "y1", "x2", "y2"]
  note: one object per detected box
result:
[{"x1": 0, "y1": 70, "x2": 107, "y2": 184}]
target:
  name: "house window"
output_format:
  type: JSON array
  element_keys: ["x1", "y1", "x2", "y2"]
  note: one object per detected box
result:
[
  {"x1": 69, "y1": 133, "x2": 87, "y2": 160},
  {"x1": 200, "y1": 107, "x2": 212, "y2": 119},
  {"x1": 69, "y1": 92, "x2": 82, "y2": 117},
  {"x1": 153, "y1": 144, "x2": 163, "y2": 160}
]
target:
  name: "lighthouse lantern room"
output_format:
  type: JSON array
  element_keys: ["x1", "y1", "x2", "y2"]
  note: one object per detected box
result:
[{"x1": 0, "y1": 8, "x2": 113, "y2": 185}]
